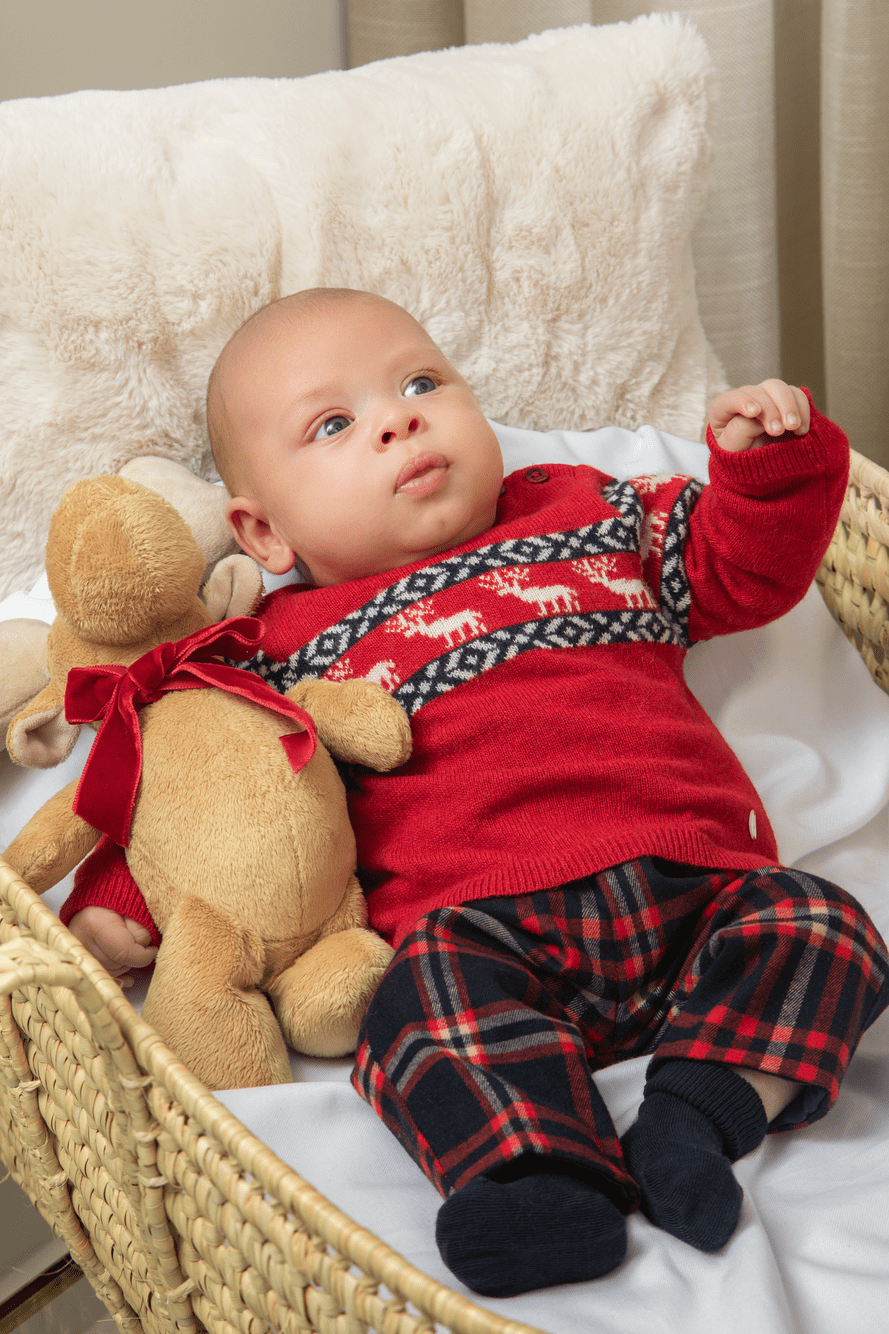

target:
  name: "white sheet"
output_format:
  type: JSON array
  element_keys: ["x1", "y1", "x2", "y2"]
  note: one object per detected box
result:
[{"x1": 2, "y1": 420, "x2": 888, "y2": 1334}]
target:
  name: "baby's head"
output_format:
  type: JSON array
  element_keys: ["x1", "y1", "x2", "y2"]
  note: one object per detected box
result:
[{"x1": 208, "y1": 289, "x2": 504, "y2": 587}]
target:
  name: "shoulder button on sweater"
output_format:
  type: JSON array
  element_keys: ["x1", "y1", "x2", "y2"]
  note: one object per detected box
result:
[{"x1": 525, "y1": 467, "x2": 549, "y2": 483}]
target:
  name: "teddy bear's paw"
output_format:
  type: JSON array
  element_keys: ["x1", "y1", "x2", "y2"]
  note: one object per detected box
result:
[
  {"x1": 0, "y1": 619, "x2": 50, "y2": 752},
  {"x1": 269, "y1": 928, "x2": 394, "y2": 1058},
  {"x1": 346, "y1": 681, "x2": 413, "y2": 771},
  {"x1": 285, "y1": 677, "x2": 412, "y2": 772}
]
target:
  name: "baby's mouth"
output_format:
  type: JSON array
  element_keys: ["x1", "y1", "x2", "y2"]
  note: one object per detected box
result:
[{"x1": 395, "y1": 452, "x2": 449, "y2": 494}]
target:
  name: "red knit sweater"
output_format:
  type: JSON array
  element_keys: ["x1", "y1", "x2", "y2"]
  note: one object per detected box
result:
[{"x1": 63, "y1": 401, "x2": 849, "y2": 949}]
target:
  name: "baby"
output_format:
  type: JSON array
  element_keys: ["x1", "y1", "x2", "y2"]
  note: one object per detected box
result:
[{"x1": 66, "y1": 288, "x2": 889, "y2": 1297}]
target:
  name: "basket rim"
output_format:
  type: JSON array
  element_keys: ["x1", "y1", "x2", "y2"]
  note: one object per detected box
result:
[
  {"x1": 847, "y1": 448, "x2": 889, "y2": 547},
  {"x1": 0, "y1": 855, "x2": 550, "y2": 1334},
  {"x1": 849, "y1": 446, "x2": 889, "y2": 495}
]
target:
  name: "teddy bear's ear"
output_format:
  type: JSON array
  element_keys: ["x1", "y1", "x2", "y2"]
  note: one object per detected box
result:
[
  {"x1": 119, "y1": 457, "x2": 238, "y2": 574},
  {"x1": 6, "y1": 683, "x2": 81, "y2": 769},
  {"x1": 202, "y1": 554, "x2": 264, "y2": 622}
]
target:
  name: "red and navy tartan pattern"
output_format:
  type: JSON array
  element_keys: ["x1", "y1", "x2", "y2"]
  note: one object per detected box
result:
[{"x1": 352, "y1": 859, "x2": 888, "y2": 1204}]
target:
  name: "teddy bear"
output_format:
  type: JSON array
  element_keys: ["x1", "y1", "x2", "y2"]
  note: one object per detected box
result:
[
  {"x1": 2, "y1": 473, "x2": 411, "y2": 1090},
  {"x1": 0, "y1": 456, "x2": 243, "y2": 753}
]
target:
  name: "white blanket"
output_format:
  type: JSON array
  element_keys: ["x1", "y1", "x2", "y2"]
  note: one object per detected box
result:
[{"x1": 2, "y1": 421, "x2": 888, "y2": 1334}]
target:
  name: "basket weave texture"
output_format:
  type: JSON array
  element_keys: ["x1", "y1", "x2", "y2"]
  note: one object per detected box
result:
[
  {"x1": 815, "y1": 449, "x2": 889, "y2": 692},
  {"x1": 1, "y1": 448, "x2": 884, "y2": 1334}
]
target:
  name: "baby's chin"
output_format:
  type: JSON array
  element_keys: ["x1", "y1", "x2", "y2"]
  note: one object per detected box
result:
[
  {"x1": 403, "y1": 516, "x2": 497, "y2": 566},
  {"x1": 302, "y1": 498, "x2": 501, "y2": 585}
]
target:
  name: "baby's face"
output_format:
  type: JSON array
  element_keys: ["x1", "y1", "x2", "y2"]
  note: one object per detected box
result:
[{"x1": 224, "y1": 298, "x2": 504, "y2": 586}]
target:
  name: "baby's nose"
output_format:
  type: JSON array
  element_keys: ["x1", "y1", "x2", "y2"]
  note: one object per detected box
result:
[{"x1": 381, "y1": 416, "x2": 420, "y2": 444}]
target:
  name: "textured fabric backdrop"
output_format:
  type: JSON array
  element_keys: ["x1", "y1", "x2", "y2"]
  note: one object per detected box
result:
[
  {"x1": 0, "y1": 17, "x2": 723, "y2": 599},
  {"x1": 347, "y1": 0, "x2": 889, "y2": 467}
]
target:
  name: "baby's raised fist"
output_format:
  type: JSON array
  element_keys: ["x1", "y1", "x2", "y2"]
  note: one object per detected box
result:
[{"x1": 709, "y1": 380, "x2": 810, "y2": 453}]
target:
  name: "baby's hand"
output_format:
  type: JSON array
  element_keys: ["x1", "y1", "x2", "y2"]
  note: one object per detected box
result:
[
  {"x1": 67, "y1": 907, "x2": 158, "y2": 988},
  {"x1": 709, "y1": 380, "x2": 810, "y2": 453}
]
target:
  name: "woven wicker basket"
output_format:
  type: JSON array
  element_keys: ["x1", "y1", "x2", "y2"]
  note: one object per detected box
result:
[{"x1": 1, "y1": 447, "x2": 887, "y2": 1334}]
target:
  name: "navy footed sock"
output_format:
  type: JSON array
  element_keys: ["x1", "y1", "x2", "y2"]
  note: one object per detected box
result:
[
  {"x1": 435, "y1": 1160, "x2": 627, "y2": 1297},
  {"x1": 621, "y1": 1060, "x2": 768, "y2": 1252}
]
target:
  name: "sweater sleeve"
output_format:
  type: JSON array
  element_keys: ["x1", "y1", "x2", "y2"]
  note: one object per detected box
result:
[
  {"x1": 683, "y1": 393, "x2": 849, "y2": 642},
  {"x1": 59, "y1": 836, "x2": 161, "y2": 946}
]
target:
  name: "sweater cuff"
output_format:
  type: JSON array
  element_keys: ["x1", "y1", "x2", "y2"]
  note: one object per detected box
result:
[
  {"x1": 706, "y1": 390, "x2": 849, "y2": 489},
  {"x1": 60, "y1": 835, "x2": 161, "y2": 946}
]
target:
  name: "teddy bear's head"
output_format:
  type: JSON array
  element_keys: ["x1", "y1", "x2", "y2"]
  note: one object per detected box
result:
[
  {"x1": 47, "y1": 475, "x2": 207, "y2": 648},
  {"x1": 6, "y1": 474, "x2": 262, "y2": 770}
]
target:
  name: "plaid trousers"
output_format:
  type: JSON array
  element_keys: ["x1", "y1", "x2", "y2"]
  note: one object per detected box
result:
[{"x1": 352, "y1": 858, "x2": 889, "y2": 1209}]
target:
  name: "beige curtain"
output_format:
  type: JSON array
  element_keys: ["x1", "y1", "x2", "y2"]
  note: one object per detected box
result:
[{"x1": 346, "y1": 0, "x2": 889, "y2": 465}]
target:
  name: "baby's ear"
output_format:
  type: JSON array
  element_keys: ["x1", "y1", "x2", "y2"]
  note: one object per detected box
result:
[{"x1": 226, "y1": 497, "x2": 298, "y2": 576}]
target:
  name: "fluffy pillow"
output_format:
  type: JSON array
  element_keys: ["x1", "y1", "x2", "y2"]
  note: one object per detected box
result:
[{"x1": 0, "y1": 13, "x2": 722, "y2": 599}]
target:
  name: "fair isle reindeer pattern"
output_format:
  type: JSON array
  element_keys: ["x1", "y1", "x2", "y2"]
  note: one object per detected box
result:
[
  {"x1": 477, "y1": 566, "x2": 582, "y2": 614},
  {"x1": 327, "y1": 657, "x2": 402, "y2": 691},
  {"x1": 387, "y1": 601, "x2": 488, "y2": 648},
  {"x1": 241, "y1": 474, "x2": 703, "y2": 717},
  {"x1": 634, "y1": 473, "x2": 675, "y2": 565},
  {"x1": 572, "y1": 556, "x2": 657, "y2": 610}
]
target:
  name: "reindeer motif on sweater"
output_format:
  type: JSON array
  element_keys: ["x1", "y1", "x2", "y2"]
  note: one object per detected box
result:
[{"x1": 244, "y1": 464, "x2": 701, "y2": 716}]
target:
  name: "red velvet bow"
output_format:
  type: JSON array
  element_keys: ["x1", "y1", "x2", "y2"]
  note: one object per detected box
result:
[{"x1": 65, "y1": 617, "x2": 317, "y2": 847}]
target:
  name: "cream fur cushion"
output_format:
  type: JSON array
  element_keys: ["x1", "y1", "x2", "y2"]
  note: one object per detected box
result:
[{"x1": 0, "y1": 13, "x2": 722, "y2": 600}]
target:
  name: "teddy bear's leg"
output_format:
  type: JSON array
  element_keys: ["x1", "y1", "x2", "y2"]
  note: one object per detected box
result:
[
  {"x1": 142, "y1": 895, "x2": 291, "y2": 1089},
  {"x1": 268, "y1": 874, "x2": 394, "y2": 1058}
]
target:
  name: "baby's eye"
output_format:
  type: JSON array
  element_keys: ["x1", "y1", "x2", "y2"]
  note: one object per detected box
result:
[
  {"x1": 313, "y1": 414, "x2": 352, "y2": 440},
  {"x1": 404, "y1": 376, "x2": 437, "y2": 397}
]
